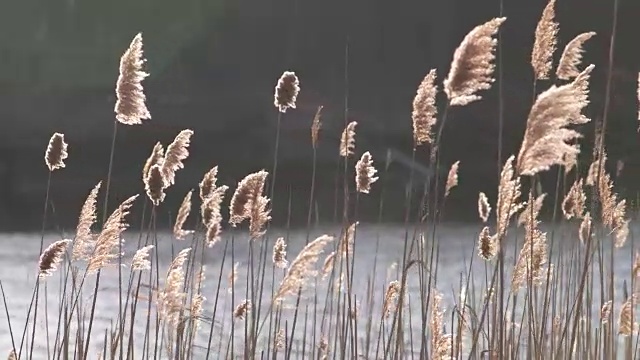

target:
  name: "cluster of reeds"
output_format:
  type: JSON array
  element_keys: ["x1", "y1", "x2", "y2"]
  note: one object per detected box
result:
[{"x1": 3, "y1": 0, "x2": 640, "y2": 358}]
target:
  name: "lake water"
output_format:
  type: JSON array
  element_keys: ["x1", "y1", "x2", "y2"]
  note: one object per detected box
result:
[{"x1": 0, "y1": 223, "x2": 636, "y2": 359}]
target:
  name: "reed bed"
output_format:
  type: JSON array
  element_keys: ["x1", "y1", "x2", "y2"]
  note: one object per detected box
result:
[{"x1": 3, "y1": 0, "x2": 640, "y2": 358}]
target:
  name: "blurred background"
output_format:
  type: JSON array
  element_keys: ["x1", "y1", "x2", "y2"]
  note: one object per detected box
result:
[{"x1": 0, "y1": 0, "x2": 638, "y2": 230}]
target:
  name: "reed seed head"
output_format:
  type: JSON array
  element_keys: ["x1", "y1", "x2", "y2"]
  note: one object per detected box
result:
[
  {"x1": 274, "y1": 71, "x2": 300, "y2": 113},
  {"x1": 556, "y1": 32, "x2": 596, "y2": 80},
  {"x1": 355, "y1": 151, "x2": 378, "y2": 194},
  {"x1": 412, "y1": 69, "x2": 438, "y2": 146},
  {"x1": 73, "y1": 181, "x2": 101, "y2": 261},
  {"x1": 531, "y1": 0, "x2": 558, "y2": 80},
  {"x1": 162, "y1": 129, "x2": 194, "y2": 187},
  {"x1": 273, "y1": 237, "x2": 288, "y2": 269},
  {"x1": 39, "y1": 239, "x2": 71, "y2": 278},
  {"x1": 45, "y1": 132, "x2": 68, "y2": 171},
  {"x1": 478, "y1": 192, "x2": 491, "y2": 223},
  {"x1": 145, "y1": 164, "x2": 166, "y2": 206},
  {"x1": 131, "y1": 245, "x2": 154, "y2": 271},
  {"x1": 340, "y1": 121, "x2": 357, "y2": 157},
  {"x1": 115, "y1": 33, "x2": 151, "y2": 125},
  {"x1": 311, "y1": 105, "x2": 323, "y2": 148},
  {"x1": 173, "y1": 190, "x2": 194, "y2": 240},
  {"x1": 143, "y1": 142, "x2": 164, "y2": 184},
  {"x1": 445, "y1": 161, "x2": 460, "y2": 198}
]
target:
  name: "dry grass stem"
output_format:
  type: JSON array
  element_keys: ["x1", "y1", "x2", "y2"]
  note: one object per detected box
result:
[
  {"x1": 531, "y1": 0, "x2": 558, "y2": 80},
  {"x1": 173, "y1": 190, "x2": 194, "y2": 240},
  {"x1": 311, "y1": 105, "x2": 323, "y2": 148},
  {"x1": 516, "y1": 64, "x2": 594, "y2": 176},
  {"x1": 556, "y1": 32, "x2": 596, "y2": 80},
  {"x1": 131, "y1": 245, "x2": 154, "y2": 271},
  {"x1": 87, "y1": 195, "x2": 138, "y2": 273},
  {"x1": 478, "y1": 192, "x2": 491, "y2": 223},
  {"x1": 272, "y1": 237, "x2": 288, "y2": 269},
  {"x1": 73, "y1": 181, "x2": 102, "y2": 261},
  {"x1": 412, "y1": 69, "x2": 438, "y2": 146},
  {"x1": 45, "y1": 132, "x2": 68, "y2": 171},
  {"x1": 274, "y1": 234, "x2": 334, "y2": 301},
  {"x1": 162, "y1": 129, "x2": 194, "y2": 186},
  {"x1": 355, "y1": 151, "x2": 378, "y2": 194},
  {"x1": 340, "y1": 121, "x2": 357, "y2": 157},
  {"x1": 444, "y1": 17, "x2": 506, "y2": 106},
  {"x1": 445, "y1": 160, "x2": 460, "y2": 197},
  {"x1": 115, "y1": 33, "x2": 150, "y2": 125},
  {"x1": 39, "y1": 239, "x2": 71, "y2": 278}
]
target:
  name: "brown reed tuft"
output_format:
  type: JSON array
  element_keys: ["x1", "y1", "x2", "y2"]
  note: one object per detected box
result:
[
  {"x1": 87, "y1": 195, "x2": 138, "y2": 273},
  {"x1": 7, "y1": 350, "x2": 16, "y2": 360},
  {"x1": 272, "y1": 237, "x2": 288, "y2": 269},
  {"x1": 478, "y1": 192, "x2": 491, "y2": 223},
  {"x1": 274, "y1": 234, "x2": 334, "y2": 301},
  {"x1": 311, "y1": 105, "x2": 323, "y2": 148},
  {"x1": 233, "y1": 299, "x2": 252, "y2": 320},
  {"x1": 143, "y1": 142, "x2": 164, "y2": 183},
  {"x1": 72, "y1": 181, "x2": 101, "y2": 261},
  {"x1": 131, "y1": 245, "x2": 154, "y2": 271},
  {"x1": 173, "y1": 190, "x2": 194, "y2": 240},
  {"x1": 618, "y1": 295, "x2": 638, "y2": 336},
  {"x1": 115, "y1": 33, "x2": 151, "y2": 125},
  {"x1": 145, "y1": 164, "x2": 166, "y2": 206},
  {"x1": 430, "y1": 291, "x2": 453, "y2": 360},
  {"x1": 412, "y1": 69, "x2": 438, "y2": 146},
  {"x1": 274, "y1": 328, "x2": 286, "y2": 351},
  {"x1": 202, "y1": 185, "x2": 228, "y2": 247},
  {"x1": 229, "y1": 170, "x2": 268, "y2": 225},
  {"x1": 274, "y1": 71, "x2": 300, "y2": 113},
  {"x1": 355, "y1": 151, "x2": 378, "y2": 194},
  {"x1": 445, "y1": 161, "x2": 460, "y2": 198},
  {"x1": 531, "y1": 0, "x2": 558, "y2": 80},
  {"x1": 199, "y1": 166, "x2": 219, "y2": 201},
  {"x1": 495, "y1": 155, "x2": 524, "y2": 243},
  {"x1": 516, "y1": 65, "x2": 594, "y2": 176},
  {"x1": 339, "y1": 121, "x2": 357, "y2": 157},
  {"x1": 556, "y1": 32, "x2": 596, "y2": 80},
  {"x1": 249, "y1": 194, "x2": 271, "y2": 239},
  {"x1": 382, "y1": 280, "x2": 401, "y2": 318},
  {"x1": 517, "y1": 193, "x2": 546, "y2": 226},
  {"x1": 39, "y1": 239, "x2": 71, "y2": 279},
  {"x1": 444, "y1": 17, "x2": 506, "y2": 106},
  {"x1": 162, "y1": 129, "x2": 194, "y2": 186},
  {"x1": 601, "y1": 300, "x2": 613, "y2": 324},
  {"x1": 45, "y1": 132, "x2": 68, "y2": 171},
  {"x1": 477, "y1": 226, "x2": 496, "y2": 260},
  {"x1": 321, "y1": 251, "x2": 336, "y2": 280},
  {"x1": 158, "y1": 248, "x2": 191, "y2": 326},
  {"x1": 562, "y1": 178, "x2": 586, "y2": 220},
  {"x1": 190, "y1": 293, "x2": 205, "y2": 331}
]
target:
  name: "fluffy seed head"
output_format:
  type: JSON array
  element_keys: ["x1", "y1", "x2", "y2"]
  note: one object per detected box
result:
[
  {"x1": 229, "y1": 170, "x2": 268, "y2": 226},
  {"x1": 199, "y1": 166, "x2": 218, "y2": 201},
  {"x1": 274, "y1": 71, "x2": 300, "y2": 113},
  {"x1": 556, "y1": 32, "x2": 596, "y2": 80},
  {"x1": 355, "y1": 151, "x2": 378, "y2": 194},
  {"x1": 131, "y1": 245, "x2": 154, "y2": 271},
  {"x1": 162, "y1": 129, "x2": 193, "y2": 186},
  {"x1": 73, "y1": 181, "x2": 101, "y2": 261},
  {"x1": 39, "y1": 239, "x2": 71, "y2": 278},
  {"x1": 478, "y1": 226, "x2": 496, "y2": 260},
  {"x1": 445, "y1": 161, "x2": 460, "y2": 198},
  {"x1": 45, "y1": 132, "x2": 68, "y2": 171},
  {"x1": 234, "y1": 299, "x2": 252, "y2": 320},
  {"x1": 311, "y1": 105, "x2": 323, "y2": 148},
  {"x1": 412, "y1": 69, "x2": 438, "y2": 146},
  {"x1": 173, "y1": 190, "x2": 194, "y2": 240},
  {"x1": 478, "y1": 192, "x2": 491, "y2": 223},
  {"x1": 144, "y1": 164, "x2": 166, "y2": 206},
  {"x1": 115, "y1": 33, "x2": 151, "y2": 125},
  {"x1": 340, "y1": 121, "x2": 357, "y2": 157},
  {"x1": 531, "y1": 0, "x2": 558, "y2": 80},
  {"x1": 143, "y1": 142, "x2": 164, "y2": 184},
  {"x1": 273, "y1": 237, "x2": 288, "y2": 269}
]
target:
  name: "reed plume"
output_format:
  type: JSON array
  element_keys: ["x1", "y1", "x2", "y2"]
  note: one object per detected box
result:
[
  {"x1": 131, "y1": 245, "x2": 154, "y2": 271},
  {"x1": 249, "y1": 194, "x2": 271, "y2": 239},
  {"x1": 272, "y1": 237, "x2": 288, "y2": 269},
  {"x1": 87, "y1": 195, "x2": 138, "y2": 273},
  {"x1": 355, "y1": 151, "x2": 378, "y2": 193},
  {"x1": 311, "y1": 105, "x2": 323, "y2": 148},
  {"x1": 173, "y1": 190, "x2": 194, "y2": 240},
  {"x1": 618, "y1": 295, "x2": 638, "y2": 336},
  {"x1": 274, "y1": 71, "x2": 300, "y2": 113},
  {"x1": 7, "y1": 350, "x2": 15, "y2": 360},
  {"x1": 556, "y1": 32, "x2": 596, "y2": 80},
  {"x1": 115, "y1": 33, "x2": 150, "y2": 125},
  {"x1": 477, "y1": 226, "x2": 496, "y2": 260},
  {"x1": 516, "y1": 65, "x2": 594, "y2": 176},
  {"x1": 321, "y1": 251, "x2": 336, "y2": 279},
  {"x1": 478, "y1": 192, "x2": 491, "y2": 223},
  {"x1": 445, "y1": 161, "x2": 460, "y2": 197},
  {"x1": 199, "y1": 166, "x2": 218, "y2": 201},
  {"x1": 382, "y1": 280, "x2": 401, "y2": 318},
  {"x1": 202, "y1": 185, "x2": 228, "y2": 247},
  {"x1": 162, "y1": 129, "x2": 194, "y2": 186},
  {"x1": 72, "y1": 181, "x2": 101, "y2": 261},
  {"x1": 562, "y1": 178, "x2": 586, "y2": 220},
  {"x1": 145, "y1": 164, "x2": 166, "y2": 206},
  {"x1": 601, "y1": 300, "x2": 613, "y2": 324},
  {"x1": 143, "y1": 142, "x2": 164, "y2": 183},
  {"x1": 495, "y1": 155, "x2": 524, "y2": 242},
  {"x1": 339, "y1": 121, "x2": 357, "y2": 157},
  {"x1": 274, "y1": 234, "x2": 334, "y2": 301},
  {"x1": 531, "y1": 0, "x2": 558, "y2": 80},
  {"x1": 38, "y1": 239, "x2": 71, "y2": 278},
  {"x1": 234, "y1": 299, "x2": 252, "y2": 320},
  {"x1": 430, "y1": 291, "x2": 453, "y2": 360},
  {"x1": 229, "y1": 170, "x2": 268, "y2": 226},
  {"x1": 444, "y1": 17, "x2": 506, "y2": 106},
  {"x1": 159, "y1": 248, "x2": 191, "y2": 326},
  {"x1": 412, "y1": 69, "x2": 438, "y2": 146},
  {"x1": 45, "y1": 132, "x2": 68, "y2": 171}
]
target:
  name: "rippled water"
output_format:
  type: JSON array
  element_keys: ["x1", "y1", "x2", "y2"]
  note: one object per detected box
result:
[{"x1": 0, "y1": 223, "x2": 636, "y2": 359}]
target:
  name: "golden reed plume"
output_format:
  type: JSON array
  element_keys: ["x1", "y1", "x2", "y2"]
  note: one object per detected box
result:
[
  {"x1": 199, "y1": 166, "x2": 219, "y2": 201},
  {"x1": 73, "y1": 181, "x2": 102, "y2": 261},
  {"x1": 39, "y1": 239, "x2": 71, "y2": 279},
  {"x1": 444, "y1": 17, "x2": 506, "y2": 106},
  {"x1": 274, "y1": 234, "x2": 334, "y2": 301},
  {"x1": 45, "y1": 132, "x2": 68, "y2": 171},
  {"x1": 173, "y1": 190, "x2": 194, "y2": 240},
  {"x1": 412, "y1": 69, "x2": 438, "y2": 147},
  {"x1": 162, "y1": 129, "x2": 194, "y2": 186},
  {"x1": 478, "y1": 192, "x2": 491, "y2": 223},
  {"x1": 145, "y1": 164, "x2": 166, "y2": 206},
  {"x1": 382, "y1": 280, "x2": 401, "y2": 318},
  {"x1": 131, "y1": 245, "x2": 154, "y2": 271},
  {"x1": 143, "y1": 142, "x2": 164, "y2": 183},
  {"x1": 340, "y1": 121, "x2": 357, "y2": 157},
  {"x1": 531, "y1": 0, "x2": 558, "y2": 80},
  {"x1": 355, "y1": 151, "x2": 378, "y2": 194},
  {"x1": 562, "y1": 178, "x2": 586, "y2": 220},
  {"x1": 115, "y1": 33, "x2": 151, "y2": 125},
  {"x1": 477, "y1": 226, "x2": 495, "y2": 260},
  {"x1": 618, "y1": 295, "x2": 638, "y2": 336},
  {"x1": 234, "y1": 299, "x2": 252, "y2": 320},
  {"x1": 516, "y1": 65, "x2": 594, "y2": 176},
  {"x1": 430, "y1": 291, "x2": 453, "y2": 360},
  {"x1": 556, "y1": 32, "x2": 596, "y2": 80},
  {"x1": 273, "y1": 237, "x2": 288, "y2": 269},
  {"x1": 311, "y1": 105, "x2": 323, "y2": 148},
  {"x1": 159, "y1": 248, "x2": 190, "y2": 326},
  {"x1": 445, "y1": 161, "x2": 460, "y2": 198},
  {"x1": 274, "y1": 71, "x2": 300, "y2": 113},
  {"x1": 229, "y1": 170, "x2": 268, "y2": 225},
  {"x1": 202, "y1": 185, "x2": 228, "y2": 247}
]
